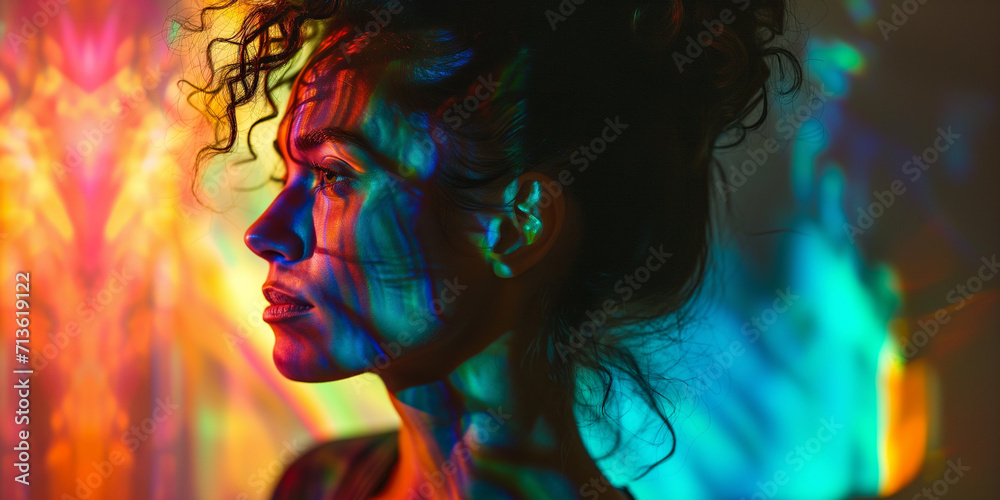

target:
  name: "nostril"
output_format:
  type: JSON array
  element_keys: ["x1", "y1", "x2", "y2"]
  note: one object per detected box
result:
[
  {"x1": 245, "y1": 226, "x2": 306, "y2": 263},
  {"x1": 245, "y1": 189, "x2": 310, "y2": 263},
  {"x1": 244, "y1": 232, "x2": 271, "y2": 259}
]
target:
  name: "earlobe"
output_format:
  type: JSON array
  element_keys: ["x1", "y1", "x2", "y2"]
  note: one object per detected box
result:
[{"x1": 485, "y1": 172, "x2": 565, "y2": 278}]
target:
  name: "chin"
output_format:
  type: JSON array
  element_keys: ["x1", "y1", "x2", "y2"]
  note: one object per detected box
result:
[{"x1": 271, "y1": 333, "x2": 351, "y2": 383}]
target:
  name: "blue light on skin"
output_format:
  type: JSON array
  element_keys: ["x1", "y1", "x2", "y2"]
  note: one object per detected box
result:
[
  {"x1": 359, "y1": 90, "x2": 441, "y2": 181},
  {"x1": 246, "y1": 41, "x2": 629, "y2": 499}
]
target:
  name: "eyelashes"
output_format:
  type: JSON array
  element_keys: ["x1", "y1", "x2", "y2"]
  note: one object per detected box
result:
[
  {"x1": 266, "y1": 156, "x2": 361, "y2": 197},
  {"x1": 309, "y1": 159, "x2": 359, "y2": 198}
]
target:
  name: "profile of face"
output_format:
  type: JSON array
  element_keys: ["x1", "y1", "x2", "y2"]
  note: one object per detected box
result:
[{"x1": 243, "y1": 35, "x2": 551, "y2": 388}]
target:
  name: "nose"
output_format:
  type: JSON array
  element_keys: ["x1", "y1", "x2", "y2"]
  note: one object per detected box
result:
[{"x1": 245, "y1": 187, "x2": 312, "y2": 263}]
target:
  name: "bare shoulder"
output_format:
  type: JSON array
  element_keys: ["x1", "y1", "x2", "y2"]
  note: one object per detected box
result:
[{"x1": 271, "y1": 430, "x2": 399, "y2": 500}]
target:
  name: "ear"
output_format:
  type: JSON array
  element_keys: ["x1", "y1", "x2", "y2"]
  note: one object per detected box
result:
[{"x1": 484, "y1": 172, "x2": 565, "y2": 278}]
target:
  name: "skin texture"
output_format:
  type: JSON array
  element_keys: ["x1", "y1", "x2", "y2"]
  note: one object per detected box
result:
[{"x1": 244, "y1": 38, "x2": 629, "y2": 499}]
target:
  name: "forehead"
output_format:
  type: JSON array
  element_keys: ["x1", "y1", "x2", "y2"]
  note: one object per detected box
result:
[
  {"x1": 289, "y1": 63, "x2": 373, "y2": 134},
  {"x1": 279, "y1": 55, "x2": 439, "y2": 181}
]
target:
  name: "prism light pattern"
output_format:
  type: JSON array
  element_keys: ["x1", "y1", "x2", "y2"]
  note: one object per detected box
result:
[{"x1": 1, "y1": 0, "x2": 993, "y2": 499}]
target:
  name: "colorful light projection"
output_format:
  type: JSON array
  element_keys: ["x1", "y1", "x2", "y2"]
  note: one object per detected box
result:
[
  {"x1": 1, "y1": 2, "x2": 395, "y2": 499},
  {"x1": 4, "y1": 0, "x2": 986, "y2": 498}
]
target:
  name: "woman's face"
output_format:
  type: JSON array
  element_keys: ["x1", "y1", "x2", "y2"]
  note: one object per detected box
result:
[{"x1": 244, "y1": 54, "x2": 503, "y2": 384}]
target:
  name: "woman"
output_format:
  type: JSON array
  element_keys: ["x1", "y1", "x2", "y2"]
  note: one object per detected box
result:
[{"x1": 188, "y1": 0, "x2": 800, "y2": 497}]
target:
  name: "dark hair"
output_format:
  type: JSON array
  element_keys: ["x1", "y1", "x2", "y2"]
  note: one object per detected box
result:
[{"x1": 180, "y1": 0, "x2": 802, "y2": 478}]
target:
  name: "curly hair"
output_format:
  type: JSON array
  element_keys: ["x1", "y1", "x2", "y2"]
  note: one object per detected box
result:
[{"x1": 181, "y1": 0, "x2": 802, "y2": 478}]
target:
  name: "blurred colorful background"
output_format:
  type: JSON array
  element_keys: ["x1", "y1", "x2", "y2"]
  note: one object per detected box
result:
[{"x1": 0, "y1": 0, "x2": 996, "y2": 499}]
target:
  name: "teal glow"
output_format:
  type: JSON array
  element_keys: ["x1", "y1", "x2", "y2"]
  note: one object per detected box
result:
[
  {"x1": 521, "y1": 215, "x2": 541, "y2": 245},
  {"x1": 790, "y1": 118, "x2": 828, "y2": 203},
  {"x1": 615, "y1": 216, "x2": 894, "y2": 499},
  {"x1": 806, "y1": 39, "x2": 866, "y2": 97},
  {"x1": 818, "y1": 163, "x2": 849, "y2": 235},
  {"x1": 516, "y1": 181, "x2": 541, "y2": 212}
]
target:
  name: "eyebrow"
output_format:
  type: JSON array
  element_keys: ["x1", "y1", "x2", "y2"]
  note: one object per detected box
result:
[
  {"x1": 284, "y1": 125, "x2": 417, "y2": 182},
  {"x1": 293, "y1": 127, "x2": 376, "y2": 155}
]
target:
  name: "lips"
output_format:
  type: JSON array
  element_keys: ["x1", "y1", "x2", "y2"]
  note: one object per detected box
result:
[{"x1": 262, "y1": 286, "x2": 314, "y2": 323}]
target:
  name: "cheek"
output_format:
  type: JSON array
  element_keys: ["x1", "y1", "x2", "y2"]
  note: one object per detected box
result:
[
  {"x1": 311, "y1": 181, "x2": 447, "y2": 340},
  {"x1": 310, "y1": 192, "x2": 365, "y2": 305}
]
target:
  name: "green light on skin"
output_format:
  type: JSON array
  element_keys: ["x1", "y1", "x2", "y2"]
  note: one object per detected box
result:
[
  {"x1": 486, "y1": 216, "x2": 513, "y2": 278},
  {"x1": 516, "y1": 182, "x2": 542, "y2": 245},
  {"x1": 516, "y1": 181, "x2": 541, "y2": 213},
  {"x1": 520, "y1": 215, "x2": 541, "y2": 245},
  {"x1": 492, "y1": 260, "x2": 514, "y2": 278},
  {"x1": 360, "y1": 84, "x2": 440, "y2": 181},
  {"x1": 472, "y1": 215, "x2": 513, "y2": 278}
]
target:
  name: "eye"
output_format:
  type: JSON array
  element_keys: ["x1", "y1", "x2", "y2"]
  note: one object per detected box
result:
[{"x1": 309, "y1": 159, "x2": 358, "y2": 197}]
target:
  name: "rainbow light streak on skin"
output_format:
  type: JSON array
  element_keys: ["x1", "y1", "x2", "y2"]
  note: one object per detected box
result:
[
  {"x1": 0, "y1": 0, "x2": 964, "y2": 498},
  {"x1": 1, "y1": 2, "x2": 395, "y2": 499},
  {"x1": 245, "y1": 25, "x2": 620, "y2": 498}
]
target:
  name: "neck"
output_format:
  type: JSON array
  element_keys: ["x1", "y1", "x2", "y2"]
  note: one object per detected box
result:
[{"x1": 374, "y1": 332, "x2": 623, "y2": 499}]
